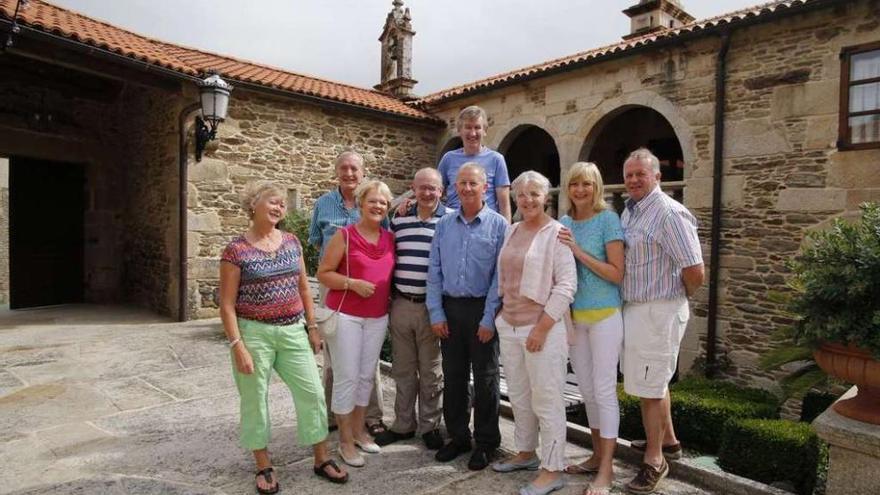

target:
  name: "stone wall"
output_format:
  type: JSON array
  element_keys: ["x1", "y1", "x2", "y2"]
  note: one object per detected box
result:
[
  {"x1": 187, "y1": 90, "x2": 440, "y2": 318},
  {"x1": 117, "y1": 86, "x2": 187, "y2": 316},
  {"x1": 423, "y1": 0, "x2": 880, "y2": 390}
]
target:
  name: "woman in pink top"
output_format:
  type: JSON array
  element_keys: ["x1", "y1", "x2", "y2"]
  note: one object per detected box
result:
[
  {"x1": 317, "y1": 179, "x2": 395, "y2": 468},
  {"x1": 491, "y1": 171, "x2": 576, "y2": 495}
]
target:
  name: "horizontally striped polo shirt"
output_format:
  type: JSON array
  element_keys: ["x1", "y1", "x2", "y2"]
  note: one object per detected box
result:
[
  {"x1": 621, "y1": 185, "x2": 703, "y2": 303},
  {"x1": 391, "y1": 202, "x2": 451, "y2": 296}
]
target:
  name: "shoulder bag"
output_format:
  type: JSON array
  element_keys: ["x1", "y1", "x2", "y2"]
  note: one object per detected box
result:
[{"x1": 314, "y1": 229, "x2": 349, "y2": 340}]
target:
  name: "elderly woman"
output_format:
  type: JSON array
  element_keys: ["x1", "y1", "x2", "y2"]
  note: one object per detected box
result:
[
  {"x1": 490, "y1": 171, "x2": 576, "y2": 495},
  {"x1": 308, "y1": 150, "x2": 387, "y2": 437},
  {"x1": 558, "y1": 162, "x2": 625, "y2": 495},
  {"x1": 317, "y1": 179, "x2": 395, "y2": 468},
  {"x1": 220, "y1": 181, "x2": 348, "y2": 495}
]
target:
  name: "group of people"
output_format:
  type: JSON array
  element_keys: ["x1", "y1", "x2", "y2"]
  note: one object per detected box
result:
[{"x1": 219, "y1": 105, "x2": 704, "y2": 495}]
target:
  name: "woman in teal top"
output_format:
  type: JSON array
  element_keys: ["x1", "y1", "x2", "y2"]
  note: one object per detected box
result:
[{"x1": 558, "y1": 162, "x2": 625, "y2": 495}]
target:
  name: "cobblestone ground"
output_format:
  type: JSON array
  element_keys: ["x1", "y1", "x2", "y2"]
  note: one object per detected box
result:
[{"x1": 0, "y1": 305, "x2": 714, "y2": 494}]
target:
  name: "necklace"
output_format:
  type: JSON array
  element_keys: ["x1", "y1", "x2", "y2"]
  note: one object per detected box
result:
[{"x1": 248, "y1": 230, "x2": 280, "y2": 258}]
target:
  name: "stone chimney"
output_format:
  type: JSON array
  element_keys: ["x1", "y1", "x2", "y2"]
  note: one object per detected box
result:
[
  {"x1": 375, "y1": 0, "x2": 418, "y2": 100},
  {"x1": 622, "y1": 0, "x2": 694, "y2": 40}
]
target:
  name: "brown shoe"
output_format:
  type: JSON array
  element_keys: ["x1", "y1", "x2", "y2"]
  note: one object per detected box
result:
[
  {"x1": 629, "y1": 439, "x2": 682, "y2": 460},
  {"x1": 625, "y1": 458, "x2": 669, "y2": 494}
]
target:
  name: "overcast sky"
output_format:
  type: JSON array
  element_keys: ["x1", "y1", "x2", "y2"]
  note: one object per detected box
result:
[{"x1": 50, "y1": 0, "x2": 762, "y2": 95}]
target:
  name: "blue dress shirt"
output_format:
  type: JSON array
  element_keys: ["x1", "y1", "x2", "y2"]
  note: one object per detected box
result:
[
  {"x1": 308, "y1": 187, "x2": 388, "y2": 259},
  {"x1": 426, "y1": 205, "x2": 507, "y2": 331}
]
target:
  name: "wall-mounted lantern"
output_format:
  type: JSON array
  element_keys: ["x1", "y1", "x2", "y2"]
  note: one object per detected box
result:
[{"x1": 195, "y1": 73, "x2": 233, "y2": 162}]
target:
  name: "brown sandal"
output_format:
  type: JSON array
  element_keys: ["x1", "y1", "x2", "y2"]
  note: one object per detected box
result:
[
  {"x1": 366, "y1": 421, "x2": 388, "y2": 436},
  {"x1": 565, "y1": 462, "x2": 599, "y2": 475},
  {"x1": 314, "y1": 459, "x2": 349, "y2": 484},
  {"x1": 255, "y1": 467, "x2": 279, "y2": 495}
]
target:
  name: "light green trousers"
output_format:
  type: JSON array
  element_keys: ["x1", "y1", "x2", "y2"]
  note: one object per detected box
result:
[{"x1": 232, "y1": 318, "x2": 328, "y2": 451}]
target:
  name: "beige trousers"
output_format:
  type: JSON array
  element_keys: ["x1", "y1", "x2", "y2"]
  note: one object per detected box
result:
[{"x1": 388, "y1": 295, "x2": 443, "y2": 434}]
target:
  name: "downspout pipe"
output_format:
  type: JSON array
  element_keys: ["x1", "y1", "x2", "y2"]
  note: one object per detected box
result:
[
  {"x1": 706, "y1": 31, "x2": 731, "y2": 377},
  {"x1": 178, "y1": 102, "x2": 201, "y2": 322}
]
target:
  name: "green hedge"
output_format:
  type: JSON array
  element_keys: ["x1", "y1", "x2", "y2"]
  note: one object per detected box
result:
[
  {"x1": 719, "y1": 418, "x2": 826, "y2": 495},
  {"x1": 616, "y1": 377, "x2": 779, "y2": 454}
]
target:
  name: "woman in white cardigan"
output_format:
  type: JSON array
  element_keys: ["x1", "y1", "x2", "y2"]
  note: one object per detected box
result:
[{"x1": 490, "y1": 170, "x2": 577, "y2": 495}]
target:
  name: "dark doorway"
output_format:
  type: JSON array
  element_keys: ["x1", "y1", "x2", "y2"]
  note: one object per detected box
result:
[
  {"x1": 582, "y1": 106, "x2": 684, "y2": 185},
  {"x1": 9, "y1": 157, "x2": 85, "y2": 309},
  {"x1": 501, "y1": 126, "x2": 560, "y2": 186}
]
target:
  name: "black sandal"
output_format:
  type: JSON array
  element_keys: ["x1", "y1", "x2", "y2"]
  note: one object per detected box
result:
[
  {"x1": 255, "y1": 467, "x2": 279, "y2": 495},
  {"x1": 314, "y1": 459, "x2": 349, "y2": 484},
  {"x1": 366, "y1": 421, "x2": 388, "y2": 436}
]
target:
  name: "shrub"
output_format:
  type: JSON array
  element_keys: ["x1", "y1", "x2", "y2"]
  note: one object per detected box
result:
[
  {"x1": 279, "y1": 209, "x2": 320, "y2": 275},
  {"x1": 669, "y1": 377, "x2": 779, "y2": 454},
  {"x1": 719, "y1": 418, "x2": 826, "y2": 495},
  {"x1": 617, "y1": 384, "x2": 644, "y2": 440},
  {"x1": 787, "y1": 202, "x2": 880, "y2": 358},
  {"x1": 799, "y1": 390, "x2": 837, "y2": 423},
  {"x1": 615, "y1": 377, "x2": 779, "y2": 453}
]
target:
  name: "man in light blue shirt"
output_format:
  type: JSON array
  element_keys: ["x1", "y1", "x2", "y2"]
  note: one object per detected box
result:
[
  {"x1": 308, "y1": 150, "x2": 387, "y2": 436},
  {"x1": 427, "y1": 163, "x2": 507, "y2": 470}
]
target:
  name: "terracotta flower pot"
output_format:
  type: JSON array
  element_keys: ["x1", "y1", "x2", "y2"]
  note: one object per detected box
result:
[{"x1": 813, "y1": 342, "x2": 880, "y2": 425}]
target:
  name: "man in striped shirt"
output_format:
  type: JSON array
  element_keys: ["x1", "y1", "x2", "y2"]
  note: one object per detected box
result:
[
  {"x1": 376, "y1": 168, "x2": 451, "y2": 450},
  {"x1": 620, "y1": 148, "x2": 704, "y2": 494}
]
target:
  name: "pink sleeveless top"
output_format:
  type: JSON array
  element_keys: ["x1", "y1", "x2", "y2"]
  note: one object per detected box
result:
[{"x1": 326, "y1": 224, "x2": 395, "y2": 318}]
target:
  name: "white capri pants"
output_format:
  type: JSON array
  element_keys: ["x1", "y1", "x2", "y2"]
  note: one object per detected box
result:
[
  {"x1": 328, "y1": 312, "x2": 389, "y2": 415},
  {"x1": 568, "y1": 311, "x2": 624, "y2": 439},
  {"x1": 497, "y1": 316, "x2": 568, "y2": 472}
]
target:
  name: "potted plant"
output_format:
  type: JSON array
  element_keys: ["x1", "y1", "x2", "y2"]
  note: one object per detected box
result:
[{"x1": 784, "y1": 202, "x2": 880, "y2": 424}]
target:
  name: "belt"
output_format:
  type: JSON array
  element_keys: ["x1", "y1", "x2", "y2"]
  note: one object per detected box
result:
[{"x1": 395, "y1": 290, "x2": 426, "y2": 303}]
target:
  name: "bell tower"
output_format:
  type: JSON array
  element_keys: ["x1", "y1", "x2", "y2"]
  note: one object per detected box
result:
[
  {"x1": 375, "y1": 0, "x2": 417, "y2": 100},
  {"x1": 622, "y1": 0, "x2": 694, "y2": 40}
]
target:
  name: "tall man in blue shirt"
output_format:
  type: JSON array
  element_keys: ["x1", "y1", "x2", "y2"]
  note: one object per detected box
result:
[
  {"x1": 427, "y1": 163, "x2": 508, "y2": 470},
  {"x1": 438, "y1": 105, "x2": 512, "y2": 223},
  {"x1": 308, "y1": 150, "x2": 387, "y2": 436}
]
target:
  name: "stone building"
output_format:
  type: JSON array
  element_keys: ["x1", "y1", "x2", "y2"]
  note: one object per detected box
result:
[
  {"x1": 418, "y1": 0, "x2": 880, "y2": 387},
  {"x1": 0, "y1": 0, "x2": 878, "y2": 389},
  {"x1": 0, "y1": 0, "x2": 441, "y2": 320}
]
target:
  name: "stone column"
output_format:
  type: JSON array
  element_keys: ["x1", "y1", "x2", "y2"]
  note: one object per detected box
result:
[{"x1": 812, "y1": 386, "x2": 880, "y2": 495}]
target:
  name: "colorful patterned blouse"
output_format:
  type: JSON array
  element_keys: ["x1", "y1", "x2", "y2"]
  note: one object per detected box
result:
[{"x1": 221, "y1": 231, "x2": 305, "y2": 325}]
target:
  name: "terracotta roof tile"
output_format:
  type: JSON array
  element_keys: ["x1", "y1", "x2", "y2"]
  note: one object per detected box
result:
[
  {"x1": 418, "y1": 0, "x2": 834, "y2": 105},
  {"x1": 0, "y1": 0, "x2": 435, "y2": 121}
]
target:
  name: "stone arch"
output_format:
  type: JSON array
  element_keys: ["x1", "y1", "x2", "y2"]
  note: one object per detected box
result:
[
  {"x1": 580, "y1": 105, "x2": 684, "y2": 186},
  {"x1": 437, "y1": 135, "x2": 462, "y2": 160},
  {"x1": 496, "y1": 123, "x2": 561, "y2": 187},
  {"x1": 574, "y1": 91, "x2": 697, "y2": 185}
]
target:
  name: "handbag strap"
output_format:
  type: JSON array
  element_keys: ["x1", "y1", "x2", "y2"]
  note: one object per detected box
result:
[{"x1": 333, "y1": 228, "x2": 351, "y2": 314}]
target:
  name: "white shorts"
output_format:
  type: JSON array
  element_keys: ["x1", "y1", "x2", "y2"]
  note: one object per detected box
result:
[{"x1": 622, "y1": 298, "x2": 689, "y2": 399}]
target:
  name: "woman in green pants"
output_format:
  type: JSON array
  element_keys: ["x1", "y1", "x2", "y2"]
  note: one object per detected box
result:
[{"x1": 219, "y1": 181, "x2": 348, "y2": 494}]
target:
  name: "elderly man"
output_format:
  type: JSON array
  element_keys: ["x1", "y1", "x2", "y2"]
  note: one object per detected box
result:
[
  {"x1": 308, "y1": 150, "x2": 387, "y2": 437},
  {"x1": 375, "y1": 168, "x2": 451, "y2": 450},
  {"x1": 427, "y1": 163, "x2": 507, "y2": 470},
  {"x1": 620, "y1": 148, "x2": 704, "y2": 494},
  {"x1": 437, "y1": 106, "x2": 512, "y2": 223}
]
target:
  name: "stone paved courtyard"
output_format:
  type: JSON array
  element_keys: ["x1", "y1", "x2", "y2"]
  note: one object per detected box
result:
[{"x1": 0, "y1": 305, "x2": 755, "y2": 494}]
